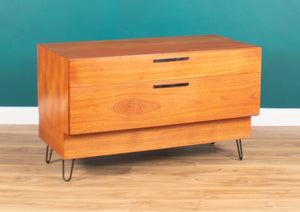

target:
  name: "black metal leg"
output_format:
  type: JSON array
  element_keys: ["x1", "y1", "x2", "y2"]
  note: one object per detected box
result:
[
  {"x1": 62, "y1": 159, "x2": 75, "y2": 182},
  {"x1": 45, "y1": 146, "x2": 53, "y2": 164},
  {"x1": 210, "y1": 142, "x2": 215, "y2": 145},
  {"x1": 236, "y1": 139, "x2": 243, "y2": 160}
]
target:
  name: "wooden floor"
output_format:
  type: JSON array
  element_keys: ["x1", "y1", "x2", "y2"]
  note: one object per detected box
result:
[{"x1": 0, "y1": 125, "x2": 300, "y2": 211}]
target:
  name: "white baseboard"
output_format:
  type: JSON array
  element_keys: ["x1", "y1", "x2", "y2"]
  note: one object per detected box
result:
[
  {"x1": 251, "y1": 108, "x2": 300, "y2": 126},
  {"x1": 0, "y1": 107, "x2": 299, "y2": 126},
  {"x1": 0, "y1": 107, "x2": 39, "y2": 124}
]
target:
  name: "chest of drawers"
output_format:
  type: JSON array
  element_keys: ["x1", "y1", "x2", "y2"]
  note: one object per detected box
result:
[{"x1": 38, "y1": 35, "x2": 261, "y2": 181}]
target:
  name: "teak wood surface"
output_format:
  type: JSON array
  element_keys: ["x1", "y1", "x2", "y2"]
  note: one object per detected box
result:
[
  {"x1": 69, "y1": 73, "x2": 260, "y2": 134},
  {"x1": 40, "y1": 117, "x2": 250, "y2": 159},
  {"x1": 39, "y1": 34, "x2": 259, "y2": 59},
  {"x1": 1, "y1": 125, "x2": 300, "y2": 211},
  {"x1": 38, "y1": 34, "x2": 261, "y2": 160},
  {"x1": 38, "y1": 45, "x2": 69, "y2": 135},
  {"x1": 69, "y1": 48, "x2": 261, "y2": 87}
]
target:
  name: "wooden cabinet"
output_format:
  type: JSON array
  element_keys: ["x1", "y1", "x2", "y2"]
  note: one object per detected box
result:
[{"x1": 38, "y1": 35, "x2": 261, "y2": 179}]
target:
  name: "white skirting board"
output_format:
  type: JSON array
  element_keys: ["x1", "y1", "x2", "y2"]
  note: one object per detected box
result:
[
  {"x1": 0, "y1": 107, "x2": 300, "y2": 126},
  {"x1": 251, "y1": 108, "x2": 300, "y2": 126},
  {"x1": 0, "y1": 107, "x2": 39, "y2": 125}
]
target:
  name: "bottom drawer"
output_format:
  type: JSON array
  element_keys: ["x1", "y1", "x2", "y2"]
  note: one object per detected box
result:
[{"x1": 69, "y1": 73, "x2": 260, "y2": 135}]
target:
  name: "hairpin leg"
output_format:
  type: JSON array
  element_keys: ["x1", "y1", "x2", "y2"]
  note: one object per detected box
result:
[
  {"x1": 45, "y1": 146, "x2": 53, "y2": 164},
  {"x1": 62, "y1": 159, "x2": 75, "y2": 182},
  {"x1": 236, "y1": 139, "x2": 243, "y2": 160}
]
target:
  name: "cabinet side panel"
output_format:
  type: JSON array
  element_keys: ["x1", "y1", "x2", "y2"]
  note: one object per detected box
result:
[
  {"x1": 38, "y1": 45, "x2": 69, "y2": 139},
  {"x1": 64, "y1": 117, "x2": 251, "y2": 159},
  {"x1": 39, "y1": 119, "x2": 65, "y2": 157}
]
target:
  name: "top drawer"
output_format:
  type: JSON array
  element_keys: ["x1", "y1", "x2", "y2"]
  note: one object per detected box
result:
[{"x1": 69, "y1": 47, "x2": 261, "y2": 87}]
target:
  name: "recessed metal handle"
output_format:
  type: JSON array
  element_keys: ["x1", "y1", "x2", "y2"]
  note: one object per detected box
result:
[
  {"x1": 153, "y1": 57, "x2": 189, "y2": 63},
  {"x1": 153, "y1": 82, "x2": 189, "y2": 89}
]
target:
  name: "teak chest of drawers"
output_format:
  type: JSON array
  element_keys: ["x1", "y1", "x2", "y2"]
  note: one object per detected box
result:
[{"x1": 38, "y1": 35, "x2": 261, "y2": 181}]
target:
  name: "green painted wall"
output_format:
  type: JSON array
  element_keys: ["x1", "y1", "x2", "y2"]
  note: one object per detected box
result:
[{"x1": 1, "y1": 0, "x2": 300, "y2": 107}]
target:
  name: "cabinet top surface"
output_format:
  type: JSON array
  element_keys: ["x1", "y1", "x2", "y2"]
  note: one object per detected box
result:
[{"x1": 39, "y1": 35, "x2": 260, "y2": 60}]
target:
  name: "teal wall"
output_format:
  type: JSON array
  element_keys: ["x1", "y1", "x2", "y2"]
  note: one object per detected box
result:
[{"x1": 1, "y1": 0, "x2": 300, "y2": 107}]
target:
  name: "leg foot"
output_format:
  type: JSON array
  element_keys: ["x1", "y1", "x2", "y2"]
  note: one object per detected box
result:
[
  {"x1": 45, "y1": 146, "x2": 53, "y2": 164},
  {"x1": 210, "y1": 142, "x2": 215, "y2": 145},
  {"x1": 236, "y1": 139, "x2": 243, "y2": 160},
  {"x1": 62, "y1": 159, "x2": 75, "y2": 182}
]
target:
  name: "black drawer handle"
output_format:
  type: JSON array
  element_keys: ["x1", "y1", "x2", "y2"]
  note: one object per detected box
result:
[
  {"x1": 153, "y1": 82, "x2": 189, "y2": 89},
  {"x1": 153, "y1": 57, "x2": 189, "y2": 63}
]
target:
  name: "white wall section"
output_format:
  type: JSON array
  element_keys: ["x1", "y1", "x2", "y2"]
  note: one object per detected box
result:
[{"x1": 0, "y1": 107, "x2": 300, "y2": 126}]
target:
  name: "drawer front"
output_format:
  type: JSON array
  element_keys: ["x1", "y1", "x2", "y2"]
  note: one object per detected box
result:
[
  {"x1": 69, "y1": 48, "x2": 261, "y2": 87},
  {"x1": 69, "y1": 73, "x2": 260, "y2": 135}
]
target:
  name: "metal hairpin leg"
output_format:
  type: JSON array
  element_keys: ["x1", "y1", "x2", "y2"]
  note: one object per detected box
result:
[
  {"x1": 45, "y1": 145, "x2": 75, "y2": 182},
  {"x1": 236, "y1": 139, "x2": 243, "y2": 160},
  {"x1": 45, "y1": 146, "x2": 53, "y2": 163},
  {"x1": 62, "y1": 159, "x2": 75, "y2": 182}
]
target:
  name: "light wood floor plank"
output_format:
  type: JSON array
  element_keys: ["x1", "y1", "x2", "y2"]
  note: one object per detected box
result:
[{"x1": 0, "y1": 125, "x2": 300, "y2": 211}]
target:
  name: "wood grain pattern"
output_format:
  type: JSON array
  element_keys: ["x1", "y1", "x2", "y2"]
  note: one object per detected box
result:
[
  {"x1": 38, "y1": 35, "x2": 261, "y2": 162},
  {"x1": 69, "y1": 73, "x2": 260, "y2": 135},
  {"x1": 1, "y1": 125, "x2": 300, "y2": 211},
  {"x1": 38, "y1": 45, "x2": 69, "y2": 135},
  {"x1": 64, "y1": 117, "x2": 251, "y2": 159},
  {"x1": 69, "y1": 47, "x2": 261, "y2": 87},
  {"x1": 39, "y1": 34, "x2": 258, "y2": 59},
  {"x1": 39, "y1": 118, "x2": 64, "y2": 157}
]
